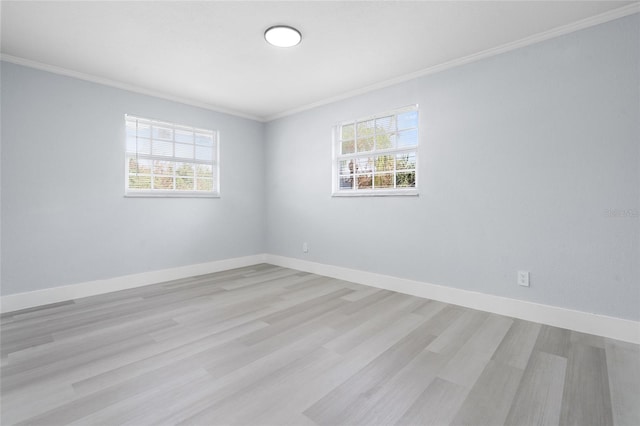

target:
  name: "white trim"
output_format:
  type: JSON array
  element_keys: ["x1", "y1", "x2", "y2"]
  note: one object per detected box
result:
[
  {"x1": 0, "y1": 254, "x2": 267, "y2": 314},
  {"x1": 265, "y1": 5, "x2": 640, "y2": 122},
  {"x1": 123, "y1": 191, "x2": 220, "y2": 198},
  {"x1": 0, "y1": 54, "x2": 263, "y2": 122},
  {"x1": 331, "y1": 190, "x2": 418, "y2": 197},
  {"x1": 3, "y1": 253, "x2": 638, "y2": 343},
  {"x1": 264, "y1": 254, "x2": 640, "y2": 344}
]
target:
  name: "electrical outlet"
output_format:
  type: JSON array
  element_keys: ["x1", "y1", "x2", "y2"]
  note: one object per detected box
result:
[
  {"x1": 302, "y1": 242, "x2": 308, "y2": 253},
  {"x1": 518, "y1": 271, "x2": 530, "y2": 287}
]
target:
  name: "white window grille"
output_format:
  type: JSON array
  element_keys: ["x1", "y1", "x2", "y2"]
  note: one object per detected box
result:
[
  {"x1": 125, "y1": 115, "x2": 219, "y2": 197},
  {"x1": 333, "y1": 106, "x2": 418, "y2": 196}
]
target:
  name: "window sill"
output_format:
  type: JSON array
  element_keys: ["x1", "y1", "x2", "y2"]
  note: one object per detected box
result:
[
  {"x1": 125, "y1": 191, "x2": 220, "y2": 198},
  {"x1": 332, "y1": 189, "x2": 418, "y2": 197}
]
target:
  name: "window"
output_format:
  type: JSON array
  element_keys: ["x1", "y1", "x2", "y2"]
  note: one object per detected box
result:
[
  {"x1": 125, "y1": 115, "x2": 219, "y2": 197},
  {"x1": 333, "y1": 105, "x2": 419, "y2": 196}
]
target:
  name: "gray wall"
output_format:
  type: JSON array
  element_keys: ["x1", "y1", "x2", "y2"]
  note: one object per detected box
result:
[
  {"x1": 1, "y1": 62, "x2": 265, "y2": 295},
  {"x1": 2, "y1": 16, "x2": 638, "y2": 321},
  {"x1": 265, "y1": 15, "x2": 640, "y2": 320}
]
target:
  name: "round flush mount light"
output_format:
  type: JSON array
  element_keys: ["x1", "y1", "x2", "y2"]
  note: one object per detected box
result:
[{"x1": 264, "y1": 25, "x2": 302, "y2": 48}]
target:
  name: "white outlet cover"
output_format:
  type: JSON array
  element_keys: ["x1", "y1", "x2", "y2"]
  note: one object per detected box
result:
[{"x1": 518, "y1": 271, "x2": 530, "y2": 287}]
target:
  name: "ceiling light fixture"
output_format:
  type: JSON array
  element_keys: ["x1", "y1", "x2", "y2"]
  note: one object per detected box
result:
[{"x1": 264, "y1": 25, "x2": 302, "y2": 48}]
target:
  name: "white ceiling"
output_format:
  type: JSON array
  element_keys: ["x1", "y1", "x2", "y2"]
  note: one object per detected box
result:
[{"x1": 1, "y1": 1, "x2": 637, "y2": 121}]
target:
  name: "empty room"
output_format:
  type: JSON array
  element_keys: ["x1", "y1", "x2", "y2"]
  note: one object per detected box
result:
[{"x1": 1, "y1": 1, "x2": 639, "y2": 425}]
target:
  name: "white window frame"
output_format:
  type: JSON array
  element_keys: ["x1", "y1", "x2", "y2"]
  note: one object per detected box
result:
[
  {"x1": 124, "y1": 115, "x2": 220, "y2": 198},
  {"x1": 332, "y1": 105, "x2": 419, "y2": 197}
]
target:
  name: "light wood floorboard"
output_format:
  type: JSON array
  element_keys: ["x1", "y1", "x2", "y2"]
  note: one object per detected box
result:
[{"x1": 1, "y1": 264, "x2": 638, "y2": 425}]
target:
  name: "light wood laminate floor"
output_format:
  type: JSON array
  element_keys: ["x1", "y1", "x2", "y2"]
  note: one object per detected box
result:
[{"x1": 1, "y1": 264, "x2": 638, "y2": 425}]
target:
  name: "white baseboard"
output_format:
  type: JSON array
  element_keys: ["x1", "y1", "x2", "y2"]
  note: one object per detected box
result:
[
  {"x1": 265, "y1": 254, "x2": 640, "y2": 344},
  {"x1": 0, "y1": 254, "x2": 267, "y2": 314},
  {"x1": 3, "y1": 252, "x2": 638, "y2": 344}
]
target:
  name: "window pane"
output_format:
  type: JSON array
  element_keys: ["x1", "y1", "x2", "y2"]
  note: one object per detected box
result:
[
  {"x1": 357, "y1": 119, "x2": 375, "y2": 135},
  {"x1": 128, "y1": 157, "x2": 137, "y2": 173},
  {"x1": 341, "y1": 140, "x2": 355, "y2": 154},
  {"x1": 126, "y1": 121, "x2": 136, "y2": 137},
  {"x1": 374, "y1": 173, "x2": 394, "y2": 188},
  {"x1": 339, "y1": 176, "x2": 353, "y2": 189},
  {"x1": 153, "y1": 176, "x2": 174, "y2": 190},
  {"x1": 375, "y1": 115, "x2": 395, "y2": 133},
  {"x1": 176, "y1": 177, "x2": 194, "y2": 190},
  {"x1": 397, "y1": 129, "x2": 418, "y2": 147},
  {"x1": 356, "y1": 119, "x2": 375, "y2": 152},
  {"x1": 175, "y1": 128, "x2": 193, "y2": 143},
  {"x1": 355, "y1": 157, "x2": 373, "y2": 173},
  {"x1": 339, "y1": 159, "x2": 354, "y2": 175},
  {"x1": 127, "y1": 121, "x2": 151, "y2": 138},
  {"x1": 375, "y1": 133, "x2": 394, "y2": 150},
  {"x1": 375, "y1": 155, "x2": 394, "y2": 172},
  {"x1": 195, "y1": 133, "x2": 214, "y2": 146},
  {"x1": 397, "y1": 110, "x2": 418, "y2": 130},
  {"x1": 127, "y1": 137, "x2": 150, "y2": 154},
  {"x1": 176, "y1": 163, "x2": 194, "y2": 177},
  {"x1": 396, "y1": 171, "x2": 416, "y2": 187},
  {"x1": 152, "y1": 125, "x2": 173, "y2": 140},
  {"x1": 396, "y1": 152, "x2": 416, "y2": 170},
  {"x1": 126, "y1": 136, "x2": 137, "y2": 153},
  {"x1": 175, "y1": 143, "x2": 194, "y2": 159},
  {"x1": 153, "y1": 161, "x2": 174, "y2": 176},
  {"x1": 195, "y1": 146, "x2": 213, "y2": 161},
  {"x1": 138, "y1": 138, "x2": 151, "y2": 155},
  {"x1": 138, "y1": 123, "x2": 151, "y2": 138},
  {"x1": 197, "y1": 178, "x2": 213, "y2": 191},
  {"x1": 356, "y1": 174, "x2": 372, "y2": 189},
  {"x1": 341, "y1": 123, "x2": 354, "y2": 140},
  {"x1": 129, "y1": 175, "x2": 151, "y2": 189},
  {"x1": 129, "y1": 158, "x2": 152, "y2": 174},
  {"x1": 357, "y1": 136, "x2": 374, "y2": 152},
  {"x1": 152, "y1": 140, "x2": 173, "y2": 156},
  {"x1": 196, "y1": 164, "x2": 213, "y2": 179}
]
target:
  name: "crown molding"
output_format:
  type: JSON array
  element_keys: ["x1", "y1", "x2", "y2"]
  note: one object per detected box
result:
[
  {"x1": 0, "y1": 54, "x2": 266, "y2": 122},
  {"x1": 1, "y1": 4, "x2": 637, "y2": 123},
  {"x1": 265, "y1": 4, "x2": 640, "y2": 122}
]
